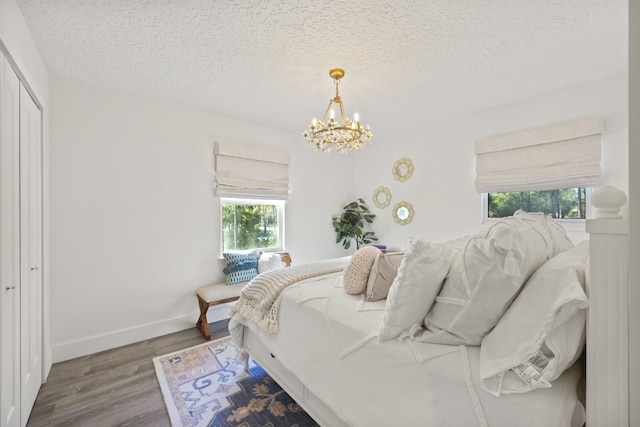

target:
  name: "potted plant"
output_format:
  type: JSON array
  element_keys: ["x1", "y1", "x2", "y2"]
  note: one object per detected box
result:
[{"x1": 332, "y1": 198, "x2": 378, "y2": 250}]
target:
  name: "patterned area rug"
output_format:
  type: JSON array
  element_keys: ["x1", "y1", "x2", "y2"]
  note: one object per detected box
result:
[{"x1": 153, "y1": 336, "x2": 319, "y2": 427}]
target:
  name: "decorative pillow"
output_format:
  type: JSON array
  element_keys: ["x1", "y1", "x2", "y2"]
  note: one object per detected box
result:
[
  {"x1": 513, "y1": 210, "x2": 574, "y2": 256},
  {"x1": 379, "y1": 240, "x2": 456, "y2": 341},
  {"x1": 421, "y1": 216, "x2": 554, "y2": 345},
  {"x1": 479, "y1": 241, "x2": 589, "y2": 396},
  {"x1": 343, "y1": 246, "x2": 381, "y2": 295},
  {"x1": 365, "y1": 252, "x2": 404, "y2": 301},
  {"x1": 222, "y1": 250, "x2": 259, "y2": 285},
  {"x1": 258, "y1": 252, "x2": 286, "y2": 273},
  {"x1": 223, "y1": 259, "x2": 258, "y2": 274}
]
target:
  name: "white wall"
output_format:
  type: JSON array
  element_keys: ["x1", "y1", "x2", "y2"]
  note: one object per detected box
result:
[
  {"x1": 353, "y1": 73, "x2": 628, "y2": 249},
  {"x1": 286, "y1": 132, "x2": 357, "y2": 263},
  {"x1": 49, "y1": 77, "x2": 353, "y2": 361}
]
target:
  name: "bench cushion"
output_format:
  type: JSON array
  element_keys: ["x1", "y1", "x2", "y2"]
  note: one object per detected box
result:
[{"x1": 197, "y1": 281, "x2": 248, "y2": 303}]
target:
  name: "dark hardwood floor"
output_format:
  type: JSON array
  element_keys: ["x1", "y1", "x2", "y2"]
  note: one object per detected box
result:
[{"x1": 26, "y1": 319, "x2": 230, "y2": 427}]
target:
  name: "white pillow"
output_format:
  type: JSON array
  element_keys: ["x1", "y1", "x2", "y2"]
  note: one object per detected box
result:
[
  {"x1": 421, "y1": 216, "x2": 553, "y2": 345},
  {"x1": 378, "y1": 240, "x2": 456, "y2": 341},
  {"x1": 343, "y1": 246, "x2": 381, "y2": 295},
  {"x1": 479, "y1": 241, "x2": 589, "y2": 396},
  {"x1": 257, "y1": 252, "x2": 286, "y2": 273},
  {"x1": 513, "y1": 210, "x2": 574, "y2": 256}
]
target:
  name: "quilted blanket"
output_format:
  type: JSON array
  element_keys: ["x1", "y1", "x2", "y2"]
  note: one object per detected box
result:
[{"x1": 230, "y1": 257, "x2": 349, "y2": 333}]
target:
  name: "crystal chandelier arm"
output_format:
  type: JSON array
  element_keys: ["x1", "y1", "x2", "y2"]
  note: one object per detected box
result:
[
  {"x1": 320, "y1": 99, "x2": 334, "y2": 124},
  {"x1": 338, "y1": 98, "x2": 348, "y2": 123}
]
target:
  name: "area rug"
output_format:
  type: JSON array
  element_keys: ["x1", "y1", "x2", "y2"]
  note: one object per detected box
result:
[{"x1": 153, "y1": 336, "x2": 319, "y2": 427}]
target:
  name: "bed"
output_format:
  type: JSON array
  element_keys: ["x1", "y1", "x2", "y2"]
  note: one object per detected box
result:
[{"x1": 227, "y1": 210, "x2": 630, "y2": 426}]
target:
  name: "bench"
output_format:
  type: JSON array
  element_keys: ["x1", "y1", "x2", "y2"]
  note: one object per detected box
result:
[
  {"x1": 196, "y1": 252, "x2": 292, "y2": 340},
  {"x1": 195, "y1": 280, "x2": 248, "y2": 340}
]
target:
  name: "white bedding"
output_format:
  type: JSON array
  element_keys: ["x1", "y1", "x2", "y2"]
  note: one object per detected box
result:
[{"x1": 230, "y1": 272, "x2": 584, "y2": 427}]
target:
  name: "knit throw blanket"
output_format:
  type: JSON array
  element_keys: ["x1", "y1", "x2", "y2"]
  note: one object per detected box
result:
[{"x1": 230, "y1": 257, "x2": 350, "y2": 333}]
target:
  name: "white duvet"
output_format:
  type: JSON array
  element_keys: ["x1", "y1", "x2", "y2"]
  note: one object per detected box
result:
[{"x1": 230, "y1": 272, "x2": 583, "y2": 427}]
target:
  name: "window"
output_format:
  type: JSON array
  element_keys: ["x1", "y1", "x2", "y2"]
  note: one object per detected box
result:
[
  {"x1": 482, "y1": 187, "x2": 592, "y2": 220},
  {"x1": 213, "y1": 141, "x2": 289, "y2": 253},
  {"x1": 221, "y1": 198, "x2": 284, "y2": 252},
  {"x1": 475, "y1": 118, "x2": 602, "y2": 224}
]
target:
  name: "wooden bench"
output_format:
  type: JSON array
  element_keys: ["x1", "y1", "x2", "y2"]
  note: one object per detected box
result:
[
  {"x1": 195, "y1": 281, "x2": 248, "y2": 340},
  {"x1": 196, "y1": 252, "x2": 292, "y2": 340}
]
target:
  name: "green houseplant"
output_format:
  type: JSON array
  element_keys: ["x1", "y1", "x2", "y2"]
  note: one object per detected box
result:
[{"x1": 332, "y1": 198, "x2": 378, "y2": 250}]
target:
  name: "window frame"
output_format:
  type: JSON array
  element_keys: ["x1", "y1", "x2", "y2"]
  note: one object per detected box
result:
[
  {"x1": 220, "y1": 197, "x2": 286, "y2": 254},
  {"x1": 480, "y1": 187, "x2": 593, "y2": 229}
]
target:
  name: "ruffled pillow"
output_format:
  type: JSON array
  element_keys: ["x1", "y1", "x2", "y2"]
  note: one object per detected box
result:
[
  {"x1": 479, "y1": 241, "x2": 589, "y2": 396},
  {"x1": 513, "y1": 210, "x2": 574, "y2": 256},
  {"x1": 421, "y1": 216, "x2": 554, "y2": 345}
]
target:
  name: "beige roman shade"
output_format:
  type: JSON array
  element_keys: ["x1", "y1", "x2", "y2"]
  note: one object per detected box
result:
[
  {"x1": 475, "y1": 117, "x2": 604, "y2": 193},
  {"x1": 214, "y1": 141, "x2": 289, "y2": 199}
]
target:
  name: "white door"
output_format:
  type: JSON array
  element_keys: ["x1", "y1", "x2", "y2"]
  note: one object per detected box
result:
[
  {"x1": 0, "y1": 54, "x2": 21, "y2": 427},
  {"x1": 19, "y1": 84, "x2": 42, "y2": 425}
]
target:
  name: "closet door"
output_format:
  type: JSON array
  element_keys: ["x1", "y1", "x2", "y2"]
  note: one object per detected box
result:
[
  {"x1": 19, "y1": 84, "x2": 42, "y2": 424},
  {"x1": 0, "y1": 54, "x2": 21, "y2": 427}
]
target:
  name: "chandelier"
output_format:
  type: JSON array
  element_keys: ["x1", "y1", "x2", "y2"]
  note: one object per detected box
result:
[{"x1": 303, "y1": 69, "x2": 372, "y2": 153}]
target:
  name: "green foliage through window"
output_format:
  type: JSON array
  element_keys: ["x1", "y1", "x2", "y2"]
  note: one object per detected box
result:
[
  {"x1": 222, "y1": 201, "x2": 281, "y2": 251},
  {"x1": 487, "y1": 188, "x2": 586, "y2": 219}
]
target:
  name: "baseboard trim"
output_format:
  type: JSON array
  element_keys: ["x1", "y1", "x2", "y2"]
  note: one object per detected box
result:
[{"x1": 51, "y1": 303, "x2": 232, "y2": 363}]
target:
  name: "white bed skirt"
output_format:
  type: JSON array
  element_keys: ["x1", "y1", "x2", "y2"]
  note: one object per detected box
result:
[{"x1": 242, "y1": 325, "x2": 349, "y2": 427}]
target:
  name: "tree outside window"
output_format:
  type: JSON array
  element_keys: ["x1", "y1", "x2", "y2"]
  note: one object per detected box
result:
[
  {"x1": 487, "y1": 188, "x2": 586, "y2": 219},
  {"x1": 222, "y1": 201, "x2": 282, "y2": 251}
]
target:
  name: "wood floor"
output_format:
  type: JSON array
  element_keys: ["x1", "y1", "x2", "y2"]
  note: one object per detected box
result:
[{"x1": 26, "y1": 319, "x2": 230, "y2": 427}]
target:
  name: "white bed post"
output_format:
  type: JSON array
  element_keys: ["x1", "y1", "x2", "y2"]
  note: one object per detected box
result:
[{"x1": 586, "y1": 185, "x2": 629, "y2": 426}]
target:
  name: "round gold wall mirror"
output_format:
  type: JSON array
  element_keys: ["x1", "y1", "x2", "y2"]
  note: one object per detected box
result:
[
  {"x1": 392, "y1": 157, "x2": 414, "y2": 182},
  {"x1": 393, "y1": 201, "x2": 414, "y2": 225},
  {"x1": 372, "y1": 186, "x2": 391, "y2": 208}
]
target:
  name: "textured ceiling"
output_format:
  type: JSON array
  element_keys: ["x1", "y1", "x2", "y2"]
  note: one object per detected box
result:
[{"x1": 17, "y1": 0, "x2": 627, "y2": 137}]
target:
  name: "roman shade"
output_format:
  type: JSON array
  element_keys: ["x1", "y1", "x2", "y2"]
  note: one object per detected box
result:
[
  {"x1": 214, "y1": 141, "x2": 289, "y2": 200},
  {"x1": 475, "y1": 117, "x2": 604, "y2": 192}
]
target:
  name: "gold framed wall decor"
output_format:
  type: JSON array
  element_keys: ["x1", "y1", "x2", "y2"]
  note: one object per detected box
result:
[
  {"x1": 372, "y1": 186, "x2": 392, "y2": 208},
  {"x1": 392, "y1": 157, "x2": 414, "y2": 182},
  {"x1": 392, "y1": 201, "x2": 414, "y2": 225}
]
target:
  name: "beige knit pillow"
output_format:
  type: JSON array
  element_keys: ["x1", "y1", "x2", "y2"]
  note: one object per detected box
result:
[{"x1": 343, "y1": 246, "x2": 381, "y2": 295}]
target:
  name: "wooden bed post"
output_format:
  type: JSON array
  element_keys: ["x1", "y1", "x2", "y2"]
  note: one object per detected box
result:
[{"x1": 586, "y1": 186, "x2": 630, "y2": 426}]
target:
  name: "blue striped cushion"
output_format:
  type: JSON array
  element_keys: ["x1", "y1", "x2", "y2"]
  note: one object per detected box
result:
[{"x1": 223, "y1": 251, "x2": 259, "y2": 284}]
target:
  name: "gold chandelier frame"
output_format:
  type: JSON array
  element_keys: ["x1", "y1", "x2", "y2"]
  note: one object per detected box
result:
[{"x1": 303, "y1": 68, "x2": 372, "y2": 153}]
